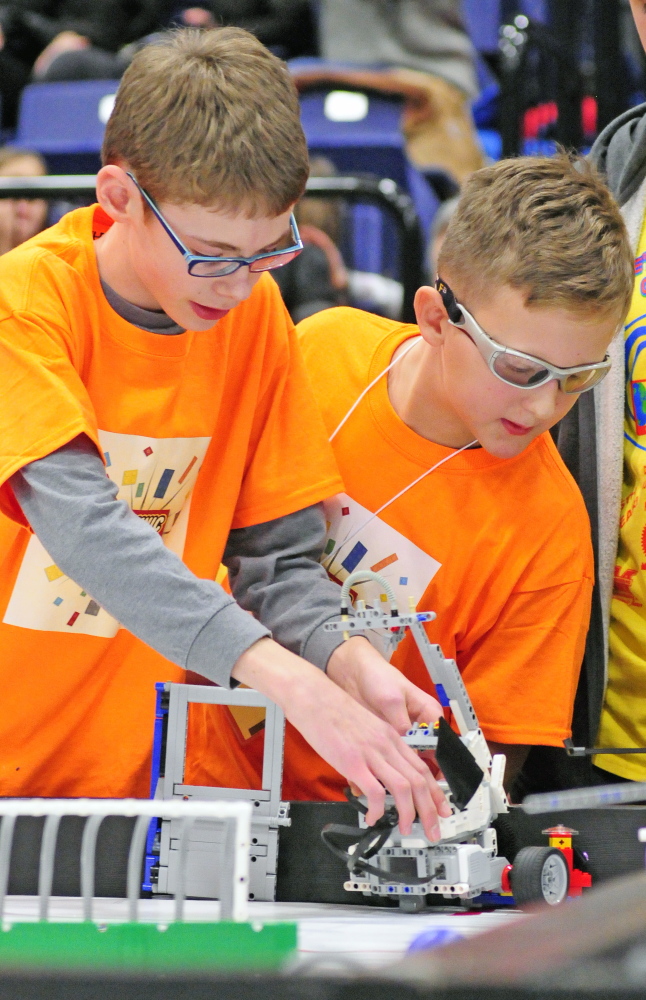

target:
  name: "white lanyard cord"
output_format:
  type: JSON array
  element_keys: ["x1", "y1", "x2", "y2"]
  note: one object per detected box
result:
[
  {"x1": 325, "y1": 335, "x2": 478, "y2": 567},
  {"x1": 328, "y1": 336, "x2": 420, "y2": 442},
  {"x1": 327, "y1": 439, "x2": 477, "y2": 564}
]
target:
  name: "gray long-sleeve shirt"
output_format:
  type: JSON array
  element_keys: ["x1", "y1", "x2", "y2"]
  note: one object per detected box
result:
[
  {"x1": 9, "y1": 281, "x2": 347, "y2": 687},
  {"x1": 320, "y1": 0, "x2": 479, "y2": 98}
]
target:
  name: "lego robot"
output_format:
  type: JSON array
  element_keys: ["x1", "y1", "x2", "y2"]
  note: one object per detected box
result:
[{"x1": 321, "y1": 570, "x2": 590, "y2": 911}]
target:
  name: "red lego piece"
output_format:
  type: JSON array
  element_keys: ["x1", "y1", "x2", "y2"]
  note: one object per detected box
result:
[
  {"x1": 542, "y1": 825, "x2": 592, "y2": 898},
  {"x1": 568, "y1": 867, "x2": 592, "y2": 896}
]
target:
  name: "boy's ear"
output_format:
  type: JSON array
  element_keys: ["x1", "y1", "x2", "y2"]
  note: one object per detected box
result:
[
  {"x1": 414, "y1": 285, "x2": 449, "y2": 346},
  {"x1": 95, "y1": 165, "x2": 140, "y2": 224}
]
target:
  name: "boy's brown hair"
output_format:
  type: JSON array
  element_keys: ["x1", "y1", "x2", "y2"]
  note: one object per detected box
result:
[
  {"x1": 102, "y1": 27, "x2": 309, "y2": 216},
  {"x1": 438, "y1": 153, "x2": 633, "y2": 321}
]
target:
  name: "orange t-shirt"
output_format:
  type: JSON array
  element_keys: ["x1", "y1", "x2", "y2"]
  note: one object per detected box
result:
[
  {"x1": 286, "y1": 307, "x2": 593, "y2": 798},
  {"x1": 0, "y1": 205, "x2": 343, "y2": 799}
]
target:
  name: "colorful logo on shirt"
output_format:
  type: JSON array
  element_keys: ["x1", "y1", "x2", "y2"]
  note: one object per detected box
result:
[
  {"x1": 625, "y1": 321, "x2": 646, "y2": 443},
  {"x1": 3, "y1": 430, "x2": 211, "y2": 638},
  {"x1": 322, "y1": 492, "x2": 441, "y2": 659},
  {"x1": 631, "y1": 380, "x2": 646, "y2": 436},
  {"x1": 133, "y1": 509, "x2": 169, "y2": 535},
  {"x1": 613, "y1": 566, "x2": 642, "y2": 608},
  {"x1": 635, "y1": 251, "x2": 646, "y2": 294}
]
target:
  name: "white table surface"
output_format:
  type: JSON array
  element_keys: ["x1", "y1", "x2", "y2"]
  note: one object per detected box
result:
[{"x1": 0, "y1": 896, "x2": 522, "y2": 969}]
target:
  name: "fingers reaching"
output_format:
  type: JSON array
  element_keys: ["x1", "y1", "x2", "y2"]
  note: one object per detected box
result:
[
  {"x1": 407, "y1": 685, "x2": 444, "y2": 727},
  {"x1": 356, "y1": 771, "x2": 387, "y2": 828},
  {"x1": 352, "y1": 730, "x2": 450, "y2": 841}
]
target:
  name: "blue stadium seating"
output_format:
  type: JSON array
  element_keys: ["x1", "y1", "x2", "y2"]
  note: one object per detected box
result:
[
  {"x1": 16, "y1": 79, "x2": 120, "y2": 173},
  {"x1": 298, "y1": 84, "x2": 412, "y2": 190},
  {"x1": 292, "y1": 55, "x2": 503, "y2": 241},
  {"x1": 295, "y1": 77, "x2": 441, "y2": 268},
  {"x1": 461, "y1": 0, "x2": 503, "y2": 54}
]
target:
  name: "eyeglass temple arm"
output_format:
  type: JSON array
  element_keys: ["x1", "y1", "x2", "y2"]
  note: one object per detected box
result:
[{"x1": 435, "y1": 277, "x2": 464, "y2": 324}]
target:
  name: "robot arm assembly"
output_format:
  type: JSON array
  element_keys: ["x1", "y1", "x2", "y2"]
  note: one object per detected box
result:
[{"x1": 321, "y1": 570, "x2": 510, "y2": 910}]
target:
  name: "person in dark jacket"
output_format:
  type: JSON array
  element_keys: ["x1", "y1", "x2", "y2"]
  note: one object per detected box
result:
[
  {"x1": 21, "y1": 2, "x2": 316, "y2": 88},
  {"x1": 168, "y1": 2, "x2": 316, "y2": 59},
  {"x1": 0, "y1": 1, "x2": 163, "y2": 125}
]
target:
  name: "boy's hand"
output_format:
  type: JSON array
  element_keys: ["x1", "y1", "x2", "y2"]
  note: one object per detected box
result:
[
  {"x1": 232, "y1": 638, "x2": 451, "y2": 839},
  {"x1": 326, "y1": 636, "x2": 443, "y2": 734}
]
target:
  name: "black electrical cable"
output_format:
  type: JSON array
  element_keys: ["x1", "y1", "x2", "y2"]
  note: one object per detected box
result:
[{"x1": 320, "y1": 788, "x2": 433, "y2": 887}]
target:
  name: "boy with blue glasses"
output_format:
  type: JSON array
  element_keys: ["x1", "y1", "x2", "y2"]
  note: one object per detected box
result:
[
  {"x1": 0, "y1": 27, "x2": 451, "y2": 839},
  {"x1": 126, "y1": 172, "x2": 304, "y2": 278},
  {"x1": 296, "y1": 154, "x2": 632, "y2": 797}
]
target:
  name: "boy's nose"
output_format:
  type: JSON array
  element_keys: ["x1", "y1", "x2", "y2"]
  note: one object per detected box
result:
[
  {"x1": 521, "y1": 378, "x2": 560, "y2": 423},
  {"x1": 210, "y1": 265, "x2": 261, "y2": 303}
]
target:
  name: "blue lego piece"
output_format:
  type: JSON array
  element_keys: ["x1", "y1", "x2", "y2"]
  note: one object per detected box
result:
[
  {"x1": 472, "y1": 892, "x2": 517, "y2": 907},
  {"x1": 143, "y1": 682, "x2": 169, "y2": 893},
  {"x1": 148, "y1": 682, "x2": 168, "y2": 798},
  {"x1": 435, "y1": 683, "x2": 451, "y2": 708}
]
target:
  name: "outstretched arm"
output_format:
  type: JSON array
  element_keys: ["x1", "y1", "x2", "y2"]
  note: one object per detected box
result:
[
  {"x1": 224, "y1": 503, "x2": 444, "y2": 734},
  {"x1": 232, "y1": 636, "x2": 450, "y2": 835},
  {"x1": 11, "y1": 434, "x2": 449, "y2": 836}
]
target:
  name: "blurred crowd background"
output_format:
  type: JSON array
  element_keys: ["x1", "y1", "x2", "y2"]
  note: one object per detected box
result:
[{"x1": 0, "y1": 1, "x2": 641, "y2": 321}]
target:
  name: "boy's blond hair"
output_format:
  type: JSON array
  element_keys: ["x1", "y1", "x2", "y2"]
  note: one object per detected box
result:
[
  {"x1": 102, "y1": 27, "x2": 309, "y2": 216},
  {"x1": 439, "y1": 154, "x2": 633, "y2": 321}
]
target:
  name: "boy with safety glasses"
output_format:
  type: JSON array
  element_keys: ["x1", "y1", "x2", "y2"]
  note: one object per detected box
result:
[
  {"x1": 296, "y1": 153, "x2": 632, "y2": 795},
  {"x1": 0, "y1": 27, "x2": 452, "y2": 840}
]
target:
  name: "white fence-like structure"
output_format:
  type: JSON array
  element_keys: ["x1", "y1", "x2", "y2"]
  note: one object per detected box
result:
[{"x1": 0, "y1": 799, "x2": 252, "y2": 923}]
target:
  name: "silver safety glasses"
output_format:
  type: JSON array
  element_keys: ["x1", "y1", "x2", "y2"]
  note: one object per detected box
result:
[
  {"x1": 436, "y1": 278, "x2": 611, "y2": 394},
  {"x1": 127, "y1": 172, "x2": 303, "y2": 277}
]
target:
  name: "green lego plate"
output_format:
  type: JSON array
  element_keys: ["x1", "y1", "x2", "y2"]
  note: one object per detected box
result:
[{"x1": 0, "y1": 921, "x2": 297, "y2": 971}]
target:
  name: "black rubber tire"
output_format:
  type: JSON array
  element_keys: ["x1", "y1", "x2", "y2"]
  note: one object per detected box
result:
[{"x1": 510, "y1": 846, "x2": 569, "y2": 909}]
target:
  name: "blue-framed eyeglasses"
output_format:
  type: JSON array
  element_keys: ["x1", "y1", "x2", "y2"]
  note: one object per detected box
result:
[{"x1": 126, "y1": 171, "x2": 303, "y2": 277}]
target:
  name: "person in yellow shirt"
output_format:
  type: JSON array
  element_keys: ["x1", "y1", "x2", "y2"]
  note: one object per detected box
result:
[
  {"x1": 545, "y1": 0, "x2": 646, "y2": 791},
  {"x1": 591, "y1": 96, "x2": 646, "y2": 780},
  {"x1": 596, "y1": 215, "x2": 646, "y2": 778}
]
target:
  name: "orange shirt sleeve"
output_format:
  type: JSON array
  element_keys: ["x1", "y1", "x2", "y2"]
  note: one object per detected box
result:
[
  {"x1": 0, "y1": 253, "x2": 101, "y2": 525},
  {"x1": 231, "y1": 279, "x2": 344, "y2": 528}
]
